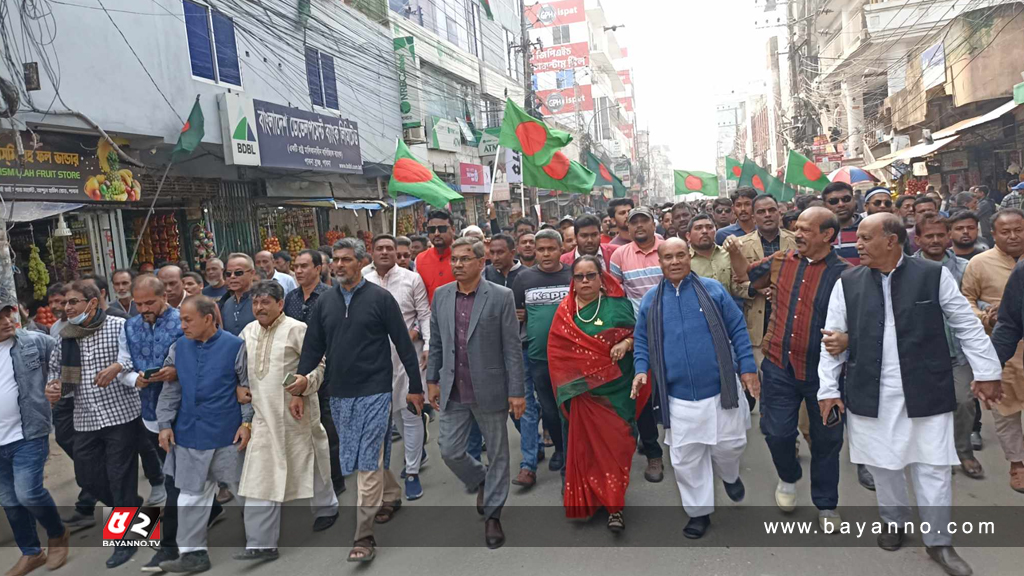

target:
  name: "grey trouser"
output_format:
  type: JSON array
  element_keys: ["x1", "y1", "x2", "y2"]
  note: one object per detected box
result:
[
  {"x1": 952, "y1": 363, "x2": 977, "y2": 461},
  {"x1": 438, "y1": 401, "x2": 509, "y2": 520}
]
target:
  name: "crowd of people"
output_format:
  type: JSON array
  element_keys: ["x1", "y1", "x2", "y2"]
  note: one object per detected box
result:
[{"x1": 2, "y1": 179, "x2": 1023, "y2": 576}]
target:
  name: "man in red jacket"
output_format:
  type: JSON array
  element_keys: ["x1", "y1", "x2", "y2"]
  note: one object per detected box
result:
[{"x1": 415, "y1": 210, "x2": 456, "y2": 303}]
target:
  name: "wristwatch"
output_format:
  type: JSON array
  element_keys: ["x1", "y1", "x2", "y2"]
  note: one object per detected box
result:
[{"x1": 241, "y1": 422, "x2": 252, "y2": 430}]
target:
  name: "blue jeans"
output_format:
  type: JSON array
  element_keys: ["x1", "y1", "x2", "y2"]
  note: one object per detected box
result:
[
  {"x1": 0, "y1": 437, "x2": 65, "y2": 556},
  {"x1": 760, "y1": 359, "x2": 844, "y2": 510},
  {"x1": 511, "y1": 348, "x2": 541, "y2": 472}
]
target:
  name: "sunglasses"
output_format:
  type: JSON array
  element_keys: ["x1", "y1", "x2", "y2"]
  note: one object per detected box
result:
[
  {"x1": 827, "y1": 196, "x2": 853, "y2": 205},
  {"x1": 871, "y1": 199, "x2": 893, "y2": 207},
  {"x1": 426, "y1": 225, "x2": 449, "y2": 234},
  {"x1": 226, "y1": 270, "x2": 249, "y2": 277},
  {"x1": 573, "y1": 272, "x2": 599, "y2": 282},
  {"x1": 713, "y1": 208, "x2": 732, "y2": 215}
]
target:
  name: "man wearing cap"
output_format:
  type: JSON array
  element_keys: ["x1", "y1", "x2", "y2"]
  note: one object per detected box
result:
[
  {"x1": 610, "y1": 206, "x2": 667, "y2": 483},
  {"x1": 1001, "y1": 181, "x2": 1024, "y2": 210},
  {"x1": 864, "y1": 187, "x2": 894, "y2": 215}
]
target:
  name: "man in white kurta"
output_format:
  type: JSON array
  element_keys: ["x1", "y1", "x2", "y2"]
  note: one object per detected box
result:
[
  {"x1": 818, "y1": 214, "x2": 1002, "y2": 576},
  {"x1": 365, "y1": 235, "x2": 431, "y2": 499},
  {"x1": 235, "y1": 281, "x2": 336, "y2": 559}
]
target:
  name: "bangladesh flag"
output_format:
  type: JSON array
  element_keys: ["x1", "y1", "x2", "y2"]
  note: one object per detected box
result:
[
  {"x1": 172, "y1": 97, "x2": 204, "y2": 161},
  {"x1": 499, "y1": 98, "x2": 572, "y2": 166},
  {"x1": 674, "y1": 170, "x2": 719, "y2": 196},
  {"x1": 738, "y1": 158, "x2": 797, "y2": 201},
  {"x1": 524, "y1": 150, "x2": 596, "y2": 194},
  {"x1": 478, "y1": 0, "x2": 493, "y2": 19},
  {"x1": 389, "y1": 139, "x2": 464, "y2": 208},
  {"x1": 725, "y1": 157, "x2": 743, "y2": 181},
  {"x1": 585, "y1": 151, "x2": 627, "y2": 197},
  {"x1": 784, "y1": 150, "x2": 830, "y2": 191}
]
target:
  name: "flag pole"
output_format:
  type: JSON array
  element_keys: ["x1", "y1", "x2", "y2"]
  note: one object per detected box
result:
[
  {"x1": 129, "y1": 161, "x2": 174, "y2": 266},
  {"x1": 487, "y1": 145, "x2": 502, "y2": 203},
  {"x1": 392, "y1": 137, "x2": 399, "y2": 236}
]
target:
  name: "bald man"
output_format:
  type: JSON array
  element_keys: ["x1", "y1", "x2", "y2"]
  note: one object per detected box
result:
[
  {"x1": 255, "y1": 251, "x2": 298, "y2": 294},
  {"x1": 157, "y1": 265, "x2": 185, "y2": 309}
]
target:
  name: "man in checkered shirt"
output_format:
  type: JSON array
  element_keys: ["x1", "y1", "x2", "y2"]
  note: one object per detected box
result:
[
  {"x1": 45, "y1": 280, "x2": 142, "y2": 569},
  {"x1": 1001, "y1": 180, "x2": 1024, "y2": 210}
]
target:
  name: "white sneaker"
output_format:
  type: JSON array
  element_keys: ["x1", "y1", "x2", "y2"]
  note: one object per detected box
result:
[
  {"x1": 144, "y1": 483, "x2": 167, "y2": 507},
  {"x1": 775, "y1": 480, "x2": 797, "y2": 512},
  {"x1": 819, "y1": 509, "x2": 841, "y2": 533}
]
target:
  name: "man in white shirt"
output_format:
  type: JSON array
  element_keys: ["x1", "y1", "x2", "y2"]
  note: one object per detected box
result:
[
  {"x1": 818, "y1": 214, "x2": 1002, "y2": 576},
  {"x1": 364, "y1": 234, "x2": 431, "y2": 500},
  {"x1": 255, "y1": 251, "x2": 298, "y2": 295}
]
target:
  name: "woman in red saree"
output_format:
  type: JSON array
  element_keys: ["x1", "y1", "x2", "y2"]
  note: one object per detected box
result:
[{"x1": 548, "y1": 255, "x2": 650, "y2": 531}]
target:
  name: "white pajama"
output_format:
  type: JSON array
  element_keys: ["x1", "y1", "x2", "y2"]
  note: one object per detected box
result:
[
  {"x1": 176, "y1": 481, "x2": 220, "y2": 553},
  {"x1": 243, "y1": 455, "x2": 339, "y2": 549},
  {"x1": 867, "y1": 463, "x2": 953, "y2": 547},
  {"x1": 394, "y1": 403, "x2": 425, "y2": 475},
  {"x1": 665, "y1": 383, "x2": 750, "y2": 518}
]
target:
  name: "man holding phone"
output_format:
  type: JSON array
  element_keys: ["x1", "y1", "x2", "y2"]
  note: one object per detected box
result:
[{"x1": 818, "y1": 214, "x2": 1002, "y2": 576}]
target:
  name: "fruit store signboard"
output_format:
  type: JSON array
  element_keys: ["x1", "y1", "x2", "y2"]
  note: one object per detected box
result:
[{"x1": 0, "y1": 131, "x2": 141, "y2": 202}]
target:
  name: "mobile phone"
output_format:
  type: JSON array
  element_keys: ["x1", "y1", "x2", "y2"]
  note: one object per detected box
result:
[
  {"x1": 825, "y1": 405, "x2": 841, "y2": 428},
  {"x1": 283, "y1": 373, "x2": 297, "y2": 388},
  {"x1": 407, "y1": 400, "x2": 419, "y2": 416},
  {"x1": 143, "y1": 368, "x2": 160, "y2": 379}
]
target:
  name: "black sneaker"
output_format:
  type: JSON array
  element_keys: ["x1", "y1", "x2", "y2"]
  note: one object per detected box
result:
[
  {"x1": 106, "y1": 546, "x2": 137, "y2": 569},
  {"x1": 724, "y1": 477, "x2": 746, "y2": 502},
  {"x1": 683, "y1": 515, "x2": 711, "y2": 539},
  {"x1": 63, "y1": 510, "x2": 96, "y2": 531},
  {"x1": 548, "y1": 451, "x2": 565, "y2": 472},
  {"x1": 232, "y1": 549, "x2": 279, "y2": 562},
  {"x1": 857, "y1": 464, "x2": 876, "y2": 491},
  {"x1": 159, "y1": 550, "x2": 211, "y2": 573},
  {"x1": 312, "y1": 513, "x2": 338, "y2": 532},
  {"x1": 142, "y1": 547, "x2": 178, "y2": 572}
]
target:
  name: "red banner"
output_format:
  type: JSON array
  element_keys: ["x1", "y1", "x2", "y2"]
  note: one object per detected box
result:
[
  {"x1": 619, "y1": 124, "x2": 634, "y2": 139},
  {"x1": 537, "y1": 84, "x2": 593, "y2": 116},
  {"x1": 531, "y1": 42, "x2": 590, "y2": 73},
  {"x1": 617, "y1": 97, "x2": 634, "y2": 113},
  {"x1": 527, "y1": 0, "x2": 586, "y2": 28},
  {"x1": 617, "y1": 70, "x2": 631, "y2": 85},
  {"x1": 459, "y1": 162, "x2": 488, "y2": 193}
]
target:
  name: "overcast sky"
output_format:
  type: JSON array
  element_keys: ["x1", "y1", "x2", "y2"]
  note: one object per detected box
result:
[{"x1": 600, "y1": 0, "x2": 773, "y2": 171}]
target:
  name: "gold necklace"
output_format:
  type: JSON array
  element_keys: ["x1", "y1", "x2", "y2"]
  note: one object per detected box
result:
[{"x1": 576, "y1": 293, "x2": 602, "y2": 324}]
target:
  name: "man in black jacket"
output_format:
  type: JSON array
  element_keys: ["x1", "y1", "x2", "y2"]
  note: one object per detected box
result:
[{"x1": 297, "y1": 238, "x2": 423, "y2": 565}]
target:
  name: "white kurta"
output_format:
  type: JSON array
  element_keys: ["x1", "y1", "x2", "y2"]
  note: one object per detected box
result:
[
  {"x1": 665, "y1": 377, "x2": 751, "y2": 447},
  {"x1": 818, "y1": 263, "x2": 1002, "y2": 470},
  {"x1": 364, "y1": 265, "x2": 430, "y2": 408},
  {"x1": 237, "y1": 315, "x2": 328, "y2": 502}
]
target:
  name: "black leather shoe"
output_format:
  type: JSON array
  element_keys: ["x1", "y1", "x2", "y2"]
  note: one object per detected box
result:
[
  {"x1": 313, "y1": 513, "x2": 338, "y2": 532},
  {"x1": 106, "y1": 546, "x2": 137, "y2": 568},
  {"x1": 926, "y1": 546, "x2": 973, "y2": 576},
  {"x1": 476, "y1": 483, "x2": 485, "y2": 515},
  {"x1": 485, "y1": 518, "x2": 505, "y2": 549},
  {"x1": 683, "y1": 515, "x2": 711, "y2": 539},
  {"x1": 857, "y1": 464, "x2": 876, "y2": 491},
  {"x1": 548, "y1": 451, "x2": 565, "y2": 472},
  {"x1": 232, "y1": 548, "x2": 279, "y2": 562},
  {"x1": 877, "y1": 527, "x2": 904, "y2": 551},
  {"x1": 723, "y1": 478, "x2": 745, "y2": 502}
]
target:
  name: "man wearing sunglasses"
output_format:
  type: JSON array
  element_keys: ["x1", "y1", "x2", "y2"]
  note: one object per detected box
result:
[
  {"x1": 822, "y1": 181, "x2": 862, "y2": 265},
  {"x1": 220, "y1": 254, "x2": 258, "y2": 336},
  {"x1": 864, "y1": 187, "x2": 894, "y2": 215},
  {"x1": 416, "y1": 211, "x2": 457, "y2": 304},
  {"x1": 715, "y1": 189, "x2": 757, "y2": 245},
  {"x1": 711, "y1": 197, "x2": 735, "y2": 230}
]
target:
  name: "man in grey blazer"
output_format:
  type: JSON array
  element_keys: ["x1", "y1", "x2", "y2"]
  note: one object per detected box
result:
[{"x1": 427, "y1": 237, "x2": 525, "y2": 550}]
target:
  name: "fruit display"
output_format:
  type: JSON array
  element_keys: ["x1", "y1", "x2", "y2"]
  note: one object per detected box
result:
[
  {"x1": 355, "y1": 230, "x2": 372, "y2": 253},
  {"x1": 287, "y1": 235, "x2": 305, "y2": 256},
  {"x1": 84, "y1": 139, "x2": 142, "y2": 202},
  {"x1": 905, "y1": 178, "x2": 927, "y2": 195},
  {"x1": 259, "y1": 207, "x2": 319, "y2": 255},
  {"x1": 27, "y1": 245, "x2": 49, "y2": 300},
  {"x1": 191, "y1": 224, "x2": 216, "y2": 265},
  {"x1": 397, "y1": 213, "x2": 414, "y2": 236},
  {"x1": 323, "y1": 229, "x2": 343, "y2": 246},
  {"x1": 34, "y1": 306, "x2": 56, "y2": 329},
  {"x1": 262, "y1": 236, "x2": 282, "y2": 253},
  {"x1": 131, "y1": 213, "x2": 181, "y2": 264}
]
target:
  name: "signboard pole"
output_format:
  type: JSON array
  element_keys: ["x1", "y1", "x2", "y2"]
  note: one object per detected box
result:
[
  {"x1": 487, "y1": 145, "x2": 502, "y2": 202},
  {"x1": 128, "y1": 162, "x2": 173, "y2": 265}
]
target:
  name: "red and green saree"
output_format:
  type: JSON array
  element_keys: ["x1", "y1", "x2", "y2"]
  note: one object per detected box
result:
[{"x1": 547, "y1": 273, "x2": 650, "y2": 518}]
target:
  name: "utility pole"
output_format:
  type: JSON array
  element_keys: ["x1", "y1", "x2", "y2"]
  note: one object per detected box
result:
[{"x1": 520, "y1": 0, "x2": 536, "y2": 219}]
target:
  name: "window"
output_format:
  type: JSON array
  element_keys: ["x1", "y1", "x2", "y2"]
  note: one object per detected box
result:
[
  {"x1": 556, "y1": 69, "x2": 575, "y2": 89},
  {"x1": 504, "y1": 29, "x2": 519, "y2": 80},
  {"x1": 305, "y1": 46, "x2": 339, "y2": 110},
  {"x1": 482, "y1": 97, "x2": 501, "y2": 128},
  {"x1": 597, "y1": 97, "x2": 611, "y2": 140},
  {"x1": 182, "y1": 0, "x2": 240, "y2": 86},
  {"x1": 552, "y1": 25, "x2": 570, "y2": 45},
  {"x1": 469, "y1": 3, "x2": 481, "y2": 57}
]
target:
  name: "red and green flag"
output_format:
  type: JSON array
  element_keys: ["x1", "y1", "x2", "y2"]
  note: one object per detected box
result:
[
  {"x1": 674, "y1": 170, "x2": 719, "y2": 196},
  {"x1": 171, "y1": 96, "x2": 204, "y2": 161},
  {"x1": 478, "y1": 0, "x2": 493, "y2": 19},
  {"x1": 388, "y1": 139, "x2": 464, "y2": 208},
  {"x1": 524, "y1": 150, "x2": 596, "y2": 194},
  {"x1": 784, "y1": 150, "x2": 830, "y2": 191},
  {"x1": 586, "y1": 151, "x2": 627, "y2": 197},
  {"x1": 738, "y1": 158, "x2": 797, "y2": 201},
  {"x1": 499, "y1": 98, "x2": 572, "y2": 166},
  {"x1": 725, "y1": 157, "x2": 743, "y2": 181}
]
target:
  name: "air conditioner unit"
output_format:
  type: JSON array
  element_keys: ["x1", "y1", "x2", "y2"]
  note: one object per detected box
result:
[{"x1": 403, "y1": 126, "x2": 427, "y2": 144}]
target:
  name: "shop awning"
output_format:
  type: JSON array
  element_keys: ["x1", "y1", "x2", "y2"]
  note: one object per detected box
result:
[
  {"x1": 386, "y1": 195, "x2": 423, "y2": 209},
  {"x1": 334, "y1": 201, "x2": 384, "y2": 211},
  {"x1": 863, "y1": 136, "x2": 960, "y2": 171},
  {"x1": 4, "y1": 201, "x2": 84, "y2": 223},
  {"x1": 277, "y1": 198, "x2": 385, "y2": 211},
  {"x1": 934, "y1": 100, "x2": 1021, "y2": 139}
]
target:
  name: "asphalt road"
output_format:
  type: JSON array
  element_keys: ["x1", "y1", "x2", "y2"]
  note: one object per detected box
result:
[{"x1": 2, "y1": 409, "x2": 1021, "y2": 575}]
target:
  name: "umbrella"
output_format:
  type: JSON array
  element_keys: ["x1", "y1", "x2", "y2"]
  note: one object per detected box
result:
[{"x1": 828, "y1": 166, "x2": 877, "y2": 185}]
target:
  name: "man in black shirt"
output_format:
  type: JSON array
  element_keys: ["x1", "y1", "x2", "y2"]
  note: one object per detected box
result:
[
  {"x1": 483, "y1": 234, "x2": 521, "y2": 288},
  {"x1": 950, "y1": 212, "x2": 988, "y2": 260}
]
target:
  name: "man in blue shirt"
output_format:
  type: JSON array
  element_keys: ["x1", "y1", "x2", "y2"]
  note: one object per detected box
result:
[
  {"x1": 715, "y1": 187, "x2": 757, "y2": 245},
  {"x1": 220, "y1": 254, "x2": 257, "y2": 336},
  {"x1": 633, "y1": 237, "x2": 759, "y2": 540}
]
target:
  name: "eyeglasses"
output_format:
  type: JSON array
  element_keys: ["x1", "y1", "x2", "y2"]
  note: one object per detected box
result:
[
  {"x1": 426, "y1": 225, "x2": 449, "y2": 234},
  {"x1": 871, "y1": 200, "x2": 893, "y2": 208},
  {"x1": 64, "y1": 298, "x2": 88, "y2": 307},
  {"x1": 827, "y1": 196, "x2": 853, "y2": 205},
  {"x1": 713, "y1": 208, "x2": 732, "y2": 215},
  {"x1": 226, "y1": 270, "x2": 249, "y2": 277},
  {"x1": 451, "y1": 256, "x2": 479, "y2": 265},
  {"x1": 572, "y1": 272, "x2": 599, "y2": 282}
]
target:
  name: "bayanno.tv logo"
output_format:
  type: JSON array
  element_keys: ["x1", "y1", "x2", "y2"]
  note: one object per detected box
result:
[{"x1": 102, "y1": 507, "x2": 162, "y2": 548}]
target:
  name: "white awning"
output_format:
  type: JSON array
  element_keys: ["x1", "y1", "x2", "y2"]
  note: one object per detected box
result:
[
  {"x1": 934, "y1": 100, "x2": 1021, "y2": 139},
  {"x1": 864, "y1": 136, "x2": 961, "y2": 172}
]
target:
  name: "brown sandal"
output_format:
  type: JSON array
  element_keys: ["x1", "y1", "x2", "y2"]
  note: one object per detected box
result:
[
  {"x1": 374, "y1": 499, "x2": 402, "y2": 524},
  {"x1": 347, "y1": 537, "x2": 376, "y2": 563},
  {"x1": 959, "y1": 458, "x2": 984, "y2": 479}
]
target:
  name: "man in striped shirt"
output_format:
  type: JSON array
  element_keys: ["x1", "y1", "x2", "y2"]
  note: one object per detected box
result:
[
  {"x1": 609, "y1": 206, "x2": 666, "y2": 483},
  {"x1": 822, "y1": 181, "x2": 862, "y2": 265}
]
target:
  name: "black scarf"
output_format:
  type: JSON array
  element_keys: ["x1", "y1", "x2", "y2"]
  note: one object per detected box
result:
[
  {"x1": 59, "y1": 308, "x2": 107, "y2": 393},
  {"x1": 648, "y1": 274, "x2": 738, "y2": 429}
]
